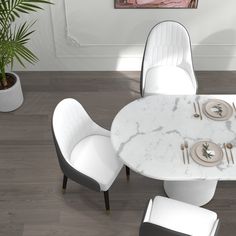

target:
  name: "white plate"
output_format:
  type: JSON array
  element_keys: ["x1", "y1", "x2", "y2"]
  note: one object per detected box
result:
[
  {"x1": 195, "y1": 141, "x2": 223, "y2": 163},
  {"x1": 202, "y1": 99, "x2": 233, "y2": 121},
  {"x1": 190, "y1": 141, "x2": 223, "y2": 167}
]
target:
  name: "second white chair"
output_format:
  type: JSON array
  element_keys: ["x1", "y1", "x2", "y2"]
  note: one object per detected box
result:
[
  {"x1": 140, "y1": 21, "x2": 198, "y2": 97},
  {"x1": 140, "y1": 196, "x2": 219, "y2": 236},
  {"x1": 52, "y1": 98, "x2": 130, "y2": 211}
]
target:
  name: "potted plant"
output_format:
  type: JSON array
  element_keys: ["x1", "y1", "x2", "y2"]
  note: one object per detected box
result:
[{"x1": 0, "y1": 0, "x2": 51, "y2": 112}]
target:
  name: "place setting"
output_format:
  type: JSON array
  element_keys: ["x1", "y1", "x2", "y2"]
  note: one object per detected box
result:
[
  {"x1": 193, "y1": 99, "x2": 236, "y2": 121},
  {"x1": 181, "y1": 140, "x2": 235, "y2": 166}
]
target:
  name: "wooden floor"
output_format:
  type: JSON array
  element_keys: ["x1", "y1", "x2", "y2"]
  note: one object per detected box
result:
[{"x1": 1, "y1": 71, "x2": 236, "y2": 236}]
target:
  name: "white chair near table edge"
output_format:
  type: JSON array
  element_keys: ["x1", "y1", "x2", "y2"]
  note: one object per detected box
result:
[
  {"x1": 140, "y1": 196, "x2": 220, "y2": 236},
  {"x1": 52, "y1": 98, "x2": 130, "y2": 211},
  {"x1": 140, "y1": 21, "x2": 198, "y2": 97}
]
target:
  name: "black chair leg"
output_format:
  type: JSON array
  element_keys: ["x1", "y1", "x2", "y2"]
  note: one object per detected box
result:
[
  {"x1": 62, "y1": 175, "x2": 68, "y2": 193},
  {"x1": 126, "y1": 166, "x2": 130, "y2": 181},
  {"x1": 104, "y1": 191, "x2": 110, "y2": 212}
]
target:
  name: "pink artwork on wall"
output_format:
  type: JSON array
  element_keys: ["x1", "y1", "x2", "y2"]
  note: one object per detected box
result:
[{"x1": 115, "y1": 0, "x2": 198, "y2": 8}]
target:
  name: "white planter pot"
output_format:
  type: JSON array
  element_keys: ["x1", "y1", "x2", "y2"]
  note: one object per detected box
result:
[{"x1": 0, "y1": 72, "x2": 24, "y2": 112}]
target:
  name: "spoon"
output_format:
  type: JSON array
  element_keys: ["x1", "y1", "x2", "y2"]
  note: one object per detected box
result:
[
  {"x1": 226, "y1": 143, "x2": 234, "y2": 164},
  {"x1": 193, "y1": 102, "x2": 200, "y2": 118}
]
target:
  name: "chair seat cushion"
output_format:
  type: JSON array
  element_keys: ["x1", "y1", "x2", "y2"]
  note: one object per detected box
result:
[
  {"x1": 70, "y1": 135, "x2": 123, "y2": 191},
  {"x1": 144, "y1": 65, "x2": 196, "y2": 96},
  {"x1": 149, "y1": 196, "x2": 217, "y2": 236}
]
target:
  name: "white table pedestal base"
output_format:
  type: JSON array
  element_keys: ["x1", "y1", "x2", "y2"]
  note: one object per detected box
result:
[{"x1": 163, "y1": 180, "x2": 218, "y2": 206}]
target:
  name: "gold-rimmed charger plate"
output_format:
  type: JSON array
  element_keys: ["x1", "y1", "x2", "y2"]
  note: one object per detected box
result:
[
  {"x1": 202, "y1": 99, "x2": 233, "y2": 121},
  {"x1": 190, "y1": 141, "x2": 223, "y2": 167}
]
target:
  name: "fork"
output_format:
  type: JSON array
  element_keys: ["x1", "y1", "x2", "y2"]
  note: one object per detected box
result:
[
  {"x1": 180, "y1": 144, "x2": 186, "y2": 164},
  {"x1": 184, "y1": 141, "x2": 190, "y2": 164},
  {"x1": 197, "y1": 101, "x2": 203, "y2": 120}
]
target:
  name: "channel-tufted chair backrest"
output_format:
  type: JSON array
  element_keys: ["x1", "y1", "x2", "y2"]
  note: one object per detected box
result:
[{"x1": 141, "y1": 21, "x2": 197, "y2": 96}]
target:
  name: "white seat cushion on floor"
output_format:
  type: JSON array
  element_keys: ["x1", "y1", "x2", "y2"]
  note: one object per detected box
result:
[
  {"x1": 149, "y1": 196, "x2": 217, "y2": 236},
  {"x1": 70, "y1": 135, "x2": 123, "y2": 191},
  {"x1": 144, "y1": 65, "x2": 196, "y2": 96}
]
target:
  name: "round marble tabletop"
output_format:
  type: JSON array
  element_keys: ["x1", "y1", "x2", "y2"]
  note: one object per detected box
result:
[{"x1": 111, "y1": 95, "x2": 236, "y2": 181}]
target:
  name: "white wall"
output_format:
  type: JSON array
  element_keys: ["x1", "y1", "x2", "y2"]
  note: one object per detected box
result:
[{"x1": 15, "y1": 0, "x2": 236, "y2": 71}]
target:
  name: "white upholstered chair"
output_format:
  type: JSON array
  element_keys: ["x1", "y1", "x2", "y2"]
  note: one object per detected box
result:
[
  {"x1": 52, "y1": 98, "x2": 129, "y2": 211},
  {"x1": 140, "y1": 196, "x2": 219, "y2": 236},
  {"x1": 140, "y1": 21, "x2": 198, "y2": 97}
]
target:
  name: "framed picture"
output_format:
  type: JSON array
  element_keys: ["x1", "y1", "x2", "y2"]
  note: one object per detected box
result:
[{"x1": 115, "y1": 0, "x2": 198, "y2": 9}]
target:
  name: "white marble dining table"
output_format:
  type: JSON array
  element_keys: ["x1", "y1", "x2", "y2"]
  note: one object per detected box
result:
[{"x1": 111, "y1": 94, "x2": 236, "y2": 206}]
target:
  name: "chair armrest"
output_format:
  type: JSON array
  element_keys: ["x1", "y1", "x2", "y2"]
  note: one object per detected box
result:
[
  {"x1": 179, "y1": 61, "x2": 198, "y2": 93},
  {"x1": 210, "y1": 219, "x2": 220, "y2": 236},
  {"x1": 92, "y1": 123, "x2": 110, "y2": 137}
]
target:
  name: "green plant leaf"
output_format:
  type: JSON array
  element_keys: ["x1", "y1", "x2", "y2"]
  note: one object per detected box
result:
[
  {"x1": 0, "y1": 0, "x2": 52, "y2": 23},
  {"x1": 0, "y1": 0, "x2": 53, "y2": 85}
]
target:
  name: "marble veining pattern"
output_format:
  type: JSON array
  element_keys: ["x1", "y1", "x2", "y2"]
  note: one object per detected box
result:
[{"x1": 111, "y1": 95, "x2": 236, "y2": 181}]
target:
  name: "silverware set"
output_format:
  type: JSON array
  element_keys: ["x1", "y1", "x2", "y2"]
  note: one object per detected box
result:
[
  {"x1": 193, "y1": 101, "x2": 236, "y2": 120},
  {"x1": 180, "y1": 141, "x2": 190, "y2": 164},
  {"x1": 193, "y1": 102, "x2": 202, "y2": 120},
  {"x1": 180, "y1": 141, "x2": 235, "y2": 165},
  {"x1": 190, "y1": 99, "x2": 236, "y2": 166},
  {"x1": 223, "y1": 143, "x2": 235, "y2": 164}
]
